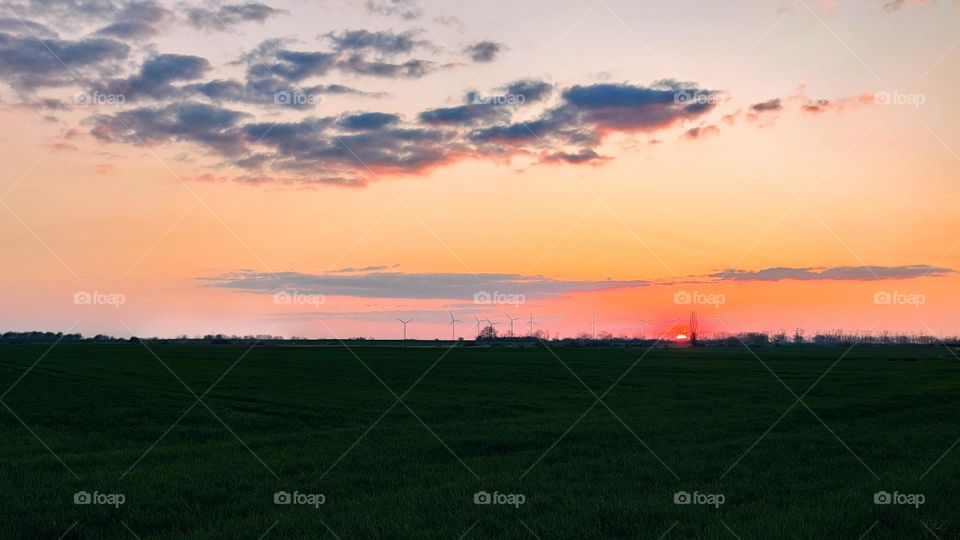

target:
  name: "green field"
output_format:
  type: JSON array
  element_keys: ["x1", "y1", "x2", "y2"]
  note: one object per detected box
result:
[{"x1": 1, "y1": 343, "x2": 958, "y2": 539}]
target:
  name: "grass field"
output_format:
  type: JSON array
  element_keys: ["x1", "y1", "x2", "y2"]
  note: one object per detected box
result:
[{"x1": 1, "y1": 343, "x2": 958, "y2": 539}]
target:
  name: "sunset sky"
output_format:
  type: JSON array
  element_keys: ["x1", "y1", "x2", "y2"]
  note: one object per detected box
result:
[{"x1": 1, "y1": 0, "x2": 958, "y2": 339}]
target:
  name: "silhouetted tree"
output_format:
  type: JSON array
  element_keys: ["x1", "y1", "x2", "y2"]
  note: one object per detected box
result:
[{"x1": 689, "y1": 311, "x2": 700, "y2": 347}]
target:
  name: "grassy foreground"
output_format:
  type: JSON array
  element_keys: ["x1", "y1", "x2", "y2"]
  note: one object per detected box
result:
[{"x1": 0, "y1": 343, "x2": 958, "y2": 539}]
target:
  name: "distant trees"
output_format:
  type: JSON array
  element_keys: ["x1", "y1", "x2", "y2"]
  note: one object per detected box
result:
[
  {"x1": 530, "y1": 329, "x2": 550, "y2": 340},
  {"x1": 0, "y1": 331, "x2": 83, "y2": 343},
  {"x1": 478, "y1": 325, "x2": 498, "y2": 340}
]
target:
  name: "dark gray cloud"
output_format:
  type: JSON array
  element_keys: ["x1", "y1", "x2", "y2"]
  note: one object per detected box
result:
[
  {"x1": 417, "y1": 101, "x2": 511, "y2": 126},
  {"x1": 185, "y1": 78, "x2": 382, "y2": 108},
  {"x1": 244, "y1": 41, "x2": 443, "y2": 82},
  {"x1": 559, "y1": 80, "x2": 720, "y2": 132},
  {"x1": 97, "y1": 54, "x2": 210, "y2": 100},
  {"x1": 247, "y1": 45, "x2": 339, "y2": 82},
  {"x1": 88, "y1": 78, "x2": 721, "y2": 187},
  {"x1": 539, "y1": 149, "x2": 609, "y2": 165},
  {"x1": 464, "y1": 41, "x2": 504, "y2": 63},
  {"x1": 418, "y1": 83, "x2": 550, "y2": 126},
  {"x1": 91, "y1": 101, "x2": 249, "y2": 155},
  {"x1": 240, "y1": 116, "x2": 457, "y2": 176},
  {"x1": 340, "y1": 54, "x2": 439, "y2": 78},
  {"x1": 502, "y1": 79, "x2": 553, "y2": 103},
  {"x1": 95, "y1": 0, "x2": 172, "y2": 39},
  {"x1": 338, "y1": 112, "x2": 400, "y2": 130},
  {"x1": 750, "y1": 98, "x2": 782, "y2": 112},
  {"x1": 0, "y1": 31, "x2": 129, "y2": 90},
  {"x1": 324, "y1": 29, "x2": 428, "y2": 55},
  {"x1": 202, "y1": 270, "x2": 650, "y2": 300},
  {"x1": 186, "y1": 3, "x2": 286, "y2": 31},
  {"x1": 469, "y1": 118, "x2": 560, "y2": 144},
  {"x1": 709, "y1": 265, "x2": 954, "y2": 282},
  {"x1": 364, "y1": 0, "x2": 422, "y2": 20}
]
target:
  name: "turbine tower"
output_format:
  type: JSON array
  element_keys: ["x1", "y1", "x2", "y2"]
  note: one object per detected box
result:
[
  {"x1": 526, "y1": 314, "x2": 538, "y2": 336},
  {"x1": 397, "y1": 318, "x2": 413, "y2": 341},
  {"x1": 636, "y1": 317, "x2": 657, "y2": 340},
  {"x1": 505, "y1": 313, "x2": 520, "y2": 337},
  {"x1": 448, "y1": 312, "x2": 462, "y2": 340}
]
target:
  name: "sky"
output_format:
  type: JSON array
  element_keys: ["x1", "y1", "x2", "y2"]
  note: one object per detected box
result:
[{"x1": 0, "y1": 0, "x2": 958, "y2": 340}]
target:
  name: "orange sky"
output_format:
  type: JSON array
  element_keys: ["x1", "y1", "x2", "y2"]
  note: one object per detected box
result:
[{"x1": 1, "y1": 0, "x2": 958, "y2": 338}]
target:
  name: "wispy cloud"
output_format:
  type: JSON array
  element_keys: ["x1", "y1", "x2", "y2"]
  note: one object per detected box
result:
[
  {"x1": 202, "y1": 264, "x2": 954, "y2": 302},
  {"x1": 201, "y1": 270, "x2": 650, "y2": 300},
  {"x1": 708, "y1": 265, "x2": 954, "y2": 282}
]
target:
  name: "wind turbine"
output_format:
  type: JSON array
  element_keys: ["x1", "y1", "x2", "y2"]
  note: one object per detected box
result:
[
  {"x1": 473, "y1": 315, "x2": 483, "y2": 337},
  {"x1": 448, "y1": 312, "x2": 462, "y2": 340},
  {"x1": 397, "y1": 318, "x2": 413, "y2": 341},
  {"x1": 636, "y1": 317, "x2": 658, "y2": 340},
  {"x1": 505, "y1": 313, "x2": 520, "y2": 337},
  {"x1": 485, "y1": 318, "x2": 500, "y2": 336},
  {"x1": 591, "y1": 314, "x2": 598, "y2": 339},
  {"x1": 526, "y1": 314, "x2": 538, "y2": 336}
]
